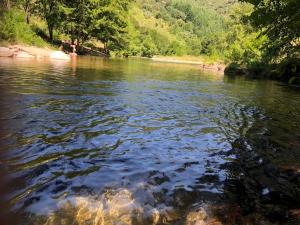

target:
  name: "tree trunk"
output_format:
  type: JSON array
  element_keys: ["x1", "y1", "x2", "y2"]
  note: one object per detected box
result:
[
  {"x1": 48, "y1": 25, "x2": 53, "y2": 42},
  {"x1": 3, "y1": 0, "x2": 10, "y2": 9},
  {"x1": 24, "y1": 6, "x2": 30, "y2": 24},
  {"x1": 104, "y1": 42, "x2": 109, "y2": 55},
  {"x1": 26, "y1": 13, "x2": 30, "y2": 24},
  {"x1": 23, "y1": 2, "x2": 30, "y2": 24}
]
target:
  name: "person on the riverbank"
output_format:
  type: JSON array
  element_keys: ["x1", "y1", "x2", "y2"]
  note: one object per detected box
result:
[
  {"x1": 70, "y1": 39, "x2": 78, "y2": 57},
  {"x1": 60, "y1": 40, "x2": 77, "y2": 57}
]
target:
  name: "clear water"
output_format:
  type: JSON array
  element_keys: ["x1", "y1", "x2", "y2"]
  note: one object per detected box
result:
[{"x1": 0, "y1": 57, "x2": 300, "y2": 225}]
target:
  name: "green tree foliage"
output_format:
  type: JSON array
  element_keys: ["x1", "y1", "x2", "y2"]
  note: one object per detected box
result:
[
  {"x1": 19, "y1": 0, "x2": 35, "y2": 23},
  {"x1": 240, "y1": 0, "x2": 300, "y2": 61},
  {"x1": 224, "y1": 3, "x2": 267, "y2": 64},
  {"x1": 1, "y1": 0, "x2": 270, "y2": 62},
  {"x1": 34, "y1": 0, "x2": 130, "y2": 51},
  {"x1": 36, "y1": 0, "x2": 62, "y2": 41},
  {"x1": 89, "y1": 0, "x2": 130, "y2": 53},
  {"x1": 0, "y1": 9, "x2": 48, "y2": 46},
  {"x1": 125, "y1": 0, "x2": 231, "y2": 58},
  {"x1": 60, "y1": 0, "x2": 91, "y2": 44},
  {"x1": 1, "y1": 0, "x2": 11, "y2": 9},
  {"x1": 0, "y1": 9, "x2": 15, "y2": 41}
]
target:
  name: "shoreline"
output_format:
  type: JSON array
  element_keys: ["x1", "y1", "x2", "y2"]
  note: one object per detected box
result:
[
  {"x1": 0, "y1": 45, "x2": 226, "y2": 73},
  {"x1": 0, "y1": 45, "x2": 73, "y2": 60},
  {"x1": 132, "y1": 56, "x2": 226, "y2": 73},
  {"x1": 152, "y1": 57, "x2": 226, "y2": 72}
]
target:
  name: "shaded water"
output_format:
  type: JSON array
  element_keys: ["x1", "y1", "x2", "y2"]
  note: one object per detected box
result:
[{"x1": 0, "y1": 57, "x2": 300, "y2": 225}]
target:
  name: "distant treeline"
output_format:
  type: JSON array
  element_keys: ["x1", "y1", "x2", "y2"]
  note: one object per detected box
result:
[
  {"x1": 226, "y1": 0, "x2": 300, "y2": 84},
  {"x1": 0, "y1": 0, "x2": 262, "y2": 60},
  {"x1": 0, "y1": 0, "x2": 299, "y2": 80},
  {"x1": 0, "y1": 0, "x2": 130, "y2": 54}
]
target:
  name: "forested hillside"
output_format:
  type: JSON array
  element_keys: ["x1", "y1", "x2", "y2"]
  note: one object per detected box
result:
[
  {"x1": 125, "y1": 0, "x2": 266, "y2": 64},
  {"x1": 125, "y1": 0, "x2": 236, "y2": 57},
  {"x1": 1, "y1": 0, "x2": 299, "y2": 82},
  {"x1": 1, "y1": 0, "x2": 245, "y2": 60}
]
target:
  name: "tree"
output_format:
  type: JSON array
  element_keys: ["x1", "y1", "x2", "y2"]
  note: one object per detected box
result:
[
  {"x1": 59, "y1": 0, "x2": 131, "y2": 51},
  {"x1": 1, "y1": 0, "x2": 11, "y2": 9},
  {"x1": 61, "y1": 0, "x2": 91, "y2": 45},
  {"x1": 90, "y1": 0, "x2": 130, "y2": 54},
  {"x1": 240, "y1": 0, "x2": 300, "y2": 61},
  {"x1": 20, "y1": 0, "x2": 36, "y2": 23},
  {"x1": 225, "y1": 3, "x2": 267, "y2": 64},
  {"x1": 36, "y1": 0, "x2": 62, "y2": 41}
]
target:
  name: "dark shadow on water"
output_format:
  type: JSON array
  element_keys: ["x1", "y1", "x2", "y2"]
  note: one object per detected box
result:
[
  {"x1": 1, "y1": 58, "x2": 300, "y2": 225},
  {"x1": 0, "y1": 82, "x2": 22, "y2": 225},
  {"x1": 213, "y1": 118, "x2": 300, "y2": 224}
]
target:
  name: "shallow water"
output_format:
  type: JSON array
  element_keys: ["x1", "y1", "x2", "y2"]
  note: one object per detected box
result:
[{"x1": 0, "y1": 57, "x2": 300, "y2": 225}]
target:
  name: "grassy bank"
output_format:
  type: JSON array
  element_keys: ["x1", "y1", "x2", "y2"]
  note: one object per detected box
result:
[
  {"x1": 152, "y1": 55, "x2": 222, "y2": 64},
  {"x1": 1, "y1": 6, "x2": 298, "y2": 84},
  {"x1": 225, "y1": 58, "x2": 300, "y2": 85},
  {"x1": 0, "y1": 8, "x2": 223, "y2": 64},
  {"x1": 0, "y1": 9, "x2": 56, "y2": 49}
]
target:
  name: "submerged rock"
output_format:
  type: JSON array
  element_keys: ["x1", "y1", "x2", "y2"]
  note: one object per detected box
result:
[
  {"x1": 39, "y1": 188, "x2": 171, "y2": 225},
  {"x1": 185, "y1": 207, "x2": 207, "y2": 225},
  {"x1": 185, "y1": 206, "x2": 223, "y2": 225}
]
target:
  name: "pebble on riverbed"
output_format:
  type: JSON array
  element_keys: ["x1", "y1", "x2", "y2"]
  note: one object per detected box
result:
[
  {"x1": 185, "y1": 206, "x2": 224, "y2": 225},
  {"x1": 35, "y1": 188, "x2": 179, "y2": 225},
  {"x1": 185, "y1": 207, "x2": 208, "y2": 225},
  {"x1": 31, "y1": 188, "x2": 229, "y2": 225}
]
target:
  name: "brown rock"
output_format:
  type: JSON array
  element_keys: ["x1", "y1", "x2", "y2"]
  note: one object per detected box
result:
[
  {"x1": 185, "y1": 207, "x2": 208, "y2": 225},
  {"x1": 0, "y1": 47, "x2": 14, "y2": 57},
  {"x1": 15, "y1": 51, "x2": 35, "y2": 58}
]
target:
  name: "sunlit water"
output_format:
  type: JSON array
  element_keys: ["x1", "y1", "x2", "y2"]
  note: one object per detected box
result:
[{"x1": 0, "y1": 57, "x2": 300, "y2": 225}]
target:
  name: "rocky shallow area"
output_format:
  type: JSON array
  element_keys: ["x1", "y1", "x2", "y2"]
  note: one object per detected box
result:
[
  {"x1": 0, "y1": 46, "x2": 71, "y2": 60},
  {"x1": 151, "y1": 57, "x2": 226, "y2": 73}
]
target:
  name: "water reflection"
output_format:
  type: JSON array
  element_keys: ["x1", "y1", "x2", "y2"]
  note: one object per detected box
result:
[
  {"x1": 0, "y1": 57, "x2": 300, "y2": 224},
  {"x1": 219, "y1": 113, "x2": 300, "y2": 224}
]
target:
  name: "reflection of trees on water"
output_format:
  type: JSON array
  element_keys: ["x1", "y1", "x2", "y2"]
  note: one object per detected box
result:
[
  {"x1": 222, "y1": 138, "x2": 300, "y2": 224},
  {"x1": 218, "y1": 96, "x2": 300, "y2": 224},
  {"x1": 0, "y1": 63, "x2": 23, "y2": 225}
]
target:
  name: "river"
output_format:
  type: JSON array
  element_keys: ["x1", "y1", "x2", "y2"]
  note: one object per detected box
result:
[{"x1": 0, "y1": 57, "x2": 299, "y2": 225}]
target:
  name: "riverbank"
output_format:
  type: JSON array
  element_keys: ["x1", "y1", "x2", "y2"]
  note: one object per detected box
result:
[
  {"x1": 225, "y1": 59, "x2": 300, "y2": 85},
  {"x1": 152, "y1": 56, "x2": 226, "y2": 72},
  {"x1": 0, "y1": 45, "x2": 226, "y2": 73},
  {"x1": 0, "y1": 45, "x2": 72, "y2": 60},
  {"x1": 129, "y1": 56, "x2": 226, "y2": 73},
  {"x1": 1, "y1": 57, "x2": 300, "y2": 225}
]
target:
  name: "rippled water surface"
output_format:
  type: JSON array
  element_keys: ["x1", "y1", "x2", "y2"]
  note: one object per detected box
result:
[{"x1": 0, "y1": 57, "x2": 300, "y2": 225}]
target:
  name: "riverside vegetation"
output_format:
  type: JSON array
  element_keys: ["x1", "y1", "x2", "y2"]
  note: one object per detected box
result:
[
  {"x1": 1, "y1": 1, "x2": 300, "y2": 225},
  {"x1": 0, "y1": 0, "x2": 299, "y2": 83}
]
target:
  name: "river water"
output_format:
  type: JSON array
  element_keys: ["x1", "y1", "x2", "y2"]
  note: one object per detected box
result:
[{"x1": 0, "y1": 57, "x2": 300, "y2": 225}]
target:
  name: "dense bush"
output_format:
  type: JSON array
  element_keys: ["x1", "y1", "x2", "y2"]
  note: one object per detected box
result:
[
  {"x1": 1, "y1": 0, "x2": 263, "y2": 62},
  {"x1": 124, "y1": 0, "x2": 231, "y2": 58},
  {"x1": 277, "y1": 58, "x2": 300, "y2": 83},
  {"x1": 0, "y1": 9, "x2": 48, "y2": 47},
  {"x1": 0, "y1": 10, "x2": 16, "y2": 42}
]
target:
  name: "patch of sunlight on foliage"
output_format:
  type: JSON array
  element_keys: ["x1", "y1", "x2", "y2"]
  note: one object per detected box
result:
[
  {"x1": 223, "y1": 2, "x2": 268, "y2": 65},
  {"x1": 121, "y1": 0, "x2": 232, "y2": 60},
  {"x1": 154, "y1": 55, "x2": 221, "y2": 64},
  {"x1": 0, "y1": 9, "x2": 50, "y2": 47}
]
